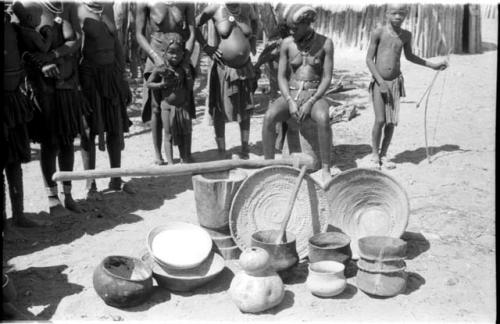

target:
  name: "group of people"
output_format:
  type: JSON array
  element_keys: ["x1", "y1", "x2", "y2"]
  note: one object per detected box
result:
[{"x1": 2, "y1": 2, "x2": 447, "y2": 228}]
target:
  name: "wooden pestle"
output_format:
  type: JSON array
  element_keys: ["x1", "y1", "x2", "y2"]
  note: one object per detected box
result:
[{"x1": 275, "y1": 165, "x2": 308, "y2": 244}]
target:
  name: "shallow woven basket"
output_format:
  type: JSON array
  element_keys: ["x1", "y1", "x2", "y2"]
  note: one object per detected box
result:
[
  {"x1": 323, "y1": 168, "x2": 409, "y2": 258},
  {"x1": 229, "y1": 166, "x2": 330, "y2": 259}
]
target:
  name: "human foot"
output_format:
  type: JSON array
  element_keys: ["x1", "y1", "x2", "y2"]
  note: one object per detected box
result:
[
  {"x1": 49, "y1": 204, "x2": 71, "y2": 217},
  {"x1": 109, "y1": 179, "x2": 136, "y2": 194},
  {"x1": 64, "y1": 194, "x2": 82, "y2": 213},
  {"x1": 368, "y1": 154, "x2": 381, "y2": 169},
  {"x1": 154, "y1": 158, "x2": 166, "y2": 166},
  {"x1": 380, "y1": 156, "x2": 396, "y2": 169},
  {"x1": 86, "y1": 187, "x2": 103, "y2": 201}
]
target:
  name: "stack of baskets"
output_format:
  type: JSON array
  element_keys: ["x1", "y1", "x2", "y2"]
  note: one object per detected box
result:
[{"x1": 356, "y1": 236, "x2": 408, "y2": 297}]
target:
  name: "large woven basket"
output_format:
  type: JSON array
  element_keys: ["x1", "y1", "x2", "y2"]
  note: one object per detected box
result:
[
  {"x1": 323, "y1": 168, "x2": 409, "y2": 258},
  {"x1": 229, "y1": 166, "x2": 330, "y2": 259}
]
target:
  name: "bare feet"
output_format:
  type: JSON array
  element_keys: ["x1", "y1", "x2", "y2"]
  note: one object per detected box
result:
[
  {"x1": 109, "y1": 180, "x2": 136, "y2": 194},
  {"x1": 369, "y1": 154, "x2": 381, "y2": 170},
  {"x1": 154, "y1": 158, "x2": 166, "y2": 166},
  {"x1": 380, "y1": 156, "x2": 396, "y2": 169},
  {"x1": 64, "y1": 194, "x2": 81, "y2": 213},
  {"x1": 86, "y1": 188, "x2": 103, "y2": 201}
]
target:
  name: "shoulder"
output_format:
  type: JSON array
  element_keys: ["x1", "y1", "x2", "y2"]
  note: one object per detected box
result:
[
  {"x1": 401, "y1": 28, "x2": 412, "y2": 42},
  {"x1": 203, "y1": 4, "x2": 220, "y2": 16},
  {"x1": 371, "y1": 26, "x2": 385, "y2": 38},
  {"x1": 315, "y1": 33, "x2": 333, "y2": 48}
]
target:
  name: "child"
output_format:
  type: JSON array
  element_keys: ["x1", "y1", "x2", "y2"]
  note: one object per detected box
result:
[
  {"x1": 366, "y1": 4, "x2": 448, "y2": 169},
  {"x1": 145, "y1": 32, "x2": 194, "y2": 165}
]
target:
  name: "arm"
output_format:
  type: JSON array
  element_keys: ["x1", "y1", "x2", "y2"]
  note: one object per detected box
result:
[
  {"x1": 145, "y1": 67, "x2": 166, "y2": 89},
  {"x1": 365, "y1": 27, "x2": 386, "y2": 86},
  {"x1": 195, "y1": 5, "x2": 221, "y2": 60},
  {"x1": 248, "y1": 4, "x2": 259, "y2": 55},
  {"x1": 184, "y1": 4, "x2": 195, "y2": 54},
  {"x1": 277, "y1": 38, "x2": 299, "y2": 119},
  {"x1": 403, "y1": 32, "x2": 447, "y2": 70},
  {"x1": 135, "y1": 3, "x2": 163, "y2": 67}
]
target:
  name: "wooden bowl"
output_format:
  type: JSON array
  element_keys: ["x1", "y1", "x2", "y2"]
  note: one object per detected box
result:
[
  {"x1": 308, "y1": 232, "x2": 351, "y2": 264},
  {"x1": 358, "y1": 236, "x2": 407, "y2": 261},
  {"x1": 147, "y1": 222, "x2": 213, "y2": 270},
  {"x1": 93, "y1": 256, "x2": 153, "y2": 308},
  {"x1": 141, "y1": 252, "x2": 225, "y2": 292}
]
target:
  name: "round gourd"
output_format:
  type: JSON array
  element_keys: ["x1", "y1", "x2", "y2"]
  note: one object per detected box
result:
[{"x1": 239, "y1": 247, "x2": 270, "y2": 275}]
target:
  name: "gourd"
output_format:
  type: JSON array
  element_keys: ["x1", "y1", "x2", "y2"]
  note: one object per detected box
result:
[{"x1": 229, "y1": 247, "x2": 285, "y2": 313}]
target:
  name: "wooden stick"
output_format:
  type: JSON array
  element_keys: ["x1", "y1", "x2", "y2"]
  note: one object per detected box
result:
[
  {"x1": 275, "y1": 165, "x2": 308, "y2": 244},
  {"x1": 52, "y1": 154, "x2": 315, "y2": 182}
]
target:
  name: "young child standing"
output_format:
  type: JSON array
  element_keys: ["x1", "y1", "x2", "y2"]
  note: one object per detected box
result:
[
  {"x1": 366, "y1": 4, "x2": 448, "y2": 169},
  {"x1": 145, "y1": 33, "x2": 194, "y2": 165}
]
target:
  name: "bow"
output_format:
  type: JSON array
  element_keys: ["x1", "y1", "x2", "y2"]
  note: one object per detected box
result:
[{"x1": 417, "y1": 7, "x2": 451, "y2": 164}]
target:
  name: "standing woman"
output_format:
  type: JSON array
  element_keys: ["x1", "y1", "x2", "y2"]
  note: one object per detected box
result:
[
  {"x1": 71, "y1": 1, "x2": 133, "y2": 198},
  {"x1": 135, "y1": 2, "x2": 196, "y2": 165},
  {"x1": 195, "y1": 3, "x2": 258, "y2": 159},
  {"x1": 2, "y1": 5, "x2": 39, "y2": 226},
  {"x1": 13, "y1": 1, "x2": 88, "y2": 217},
  {"x1": 262, "y1": 5, "x2": 335, "y2": 182}
]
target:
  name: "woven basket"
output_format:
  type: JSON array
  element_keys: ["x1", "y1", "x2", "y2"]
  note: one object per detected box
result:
[
  {"x1": 323, "y1": 168, "x2": 409, "y2": 259},
  {"x1": 229, "y1": 166, "x2": 330, "y2": 259}
]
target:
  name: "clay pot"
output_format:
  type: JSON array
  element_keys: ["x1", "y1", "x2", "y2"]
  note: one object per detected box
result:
[
  {"x1": 229, "y1": 247, "x2": 285, "y2": 313},
  {"x1": 192, "y1": 169, "x2": 247, "y2": 230},
  {"x1": 358, "y1": 236, "x2": 407, "y2": 261},
  {"x1": 93, "y1": 256, "x2": 153, "y2": 308},
  {"x1": 251, "y1": 230, "x2": 299, "y2": 272},
  {"x1": 308, "y1": 232, "x2": 351, "y2": 264},
  {"x1": 306, "y1": 261, "x2": 347, "y2": 297},
  {"x1": 2, "y1": 273, "x2": 17, "y2": 302},
  {"x1": 356, "y1": 263, "x2": 407, "y2": 297}
]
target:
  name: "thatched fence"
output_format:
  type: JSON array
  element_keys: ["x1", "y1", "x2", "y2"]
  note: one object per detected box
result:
[
  {"x1": 312, "y1": 4, "x2": 482, "y2": 57},
  {"x1": 255, "y1": 3, "x2": 485, "y2": 57}
]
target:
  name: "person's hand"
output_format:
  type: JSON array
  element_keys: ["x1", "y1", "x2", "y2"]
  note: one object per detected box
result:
[
  {"x1": 433, "y1": 60, "x2": 448, "y2": 71},
  {"x1": 298, "y1": 100, "x2": 314, "y2": 122},
  {"x1": 378, "y1": 81, "x2": 393, "y2": 103},
  {"x1": 32, "y1": 52, "x2": 56, "y2": 66},
  {"x1": 41, "y1": 63, "x2": 60, "y2": 78},
  {"x1": 203, "y1": 45, "x2": 223, "y2": 63},
  {"x1": 287, "y1": 98, "x2": 300, "y2": 121}
]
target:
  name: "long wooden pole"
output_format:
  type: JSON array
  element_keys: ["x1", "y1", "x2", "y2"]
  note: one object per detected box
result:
[{"x1": 52, "y1": 154, "x2": 314, "y2": 182}]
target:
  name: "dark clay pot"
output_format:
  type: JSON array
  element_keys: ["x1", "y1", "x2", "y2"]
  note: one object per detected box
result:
[
  {"x1": 308, "y1": 232, "x2": 351, "y2": 264},
  {"x1": 251, "y1": 230, "x2": 298, "y2": 272},
  {"x1": 93, "y1": 256, "x2": 153, "y2": 308}
]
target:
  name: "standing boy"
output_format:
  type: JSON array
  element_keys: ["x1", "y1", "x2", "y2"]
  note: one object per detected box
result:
[{"x1": 366, "y1": 4, "x2": 448, "y2": 169}]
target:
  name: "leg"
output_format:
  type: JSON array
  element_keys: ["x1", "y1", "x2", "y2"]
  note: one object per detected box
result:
[
  {"x1": 58, "y1": 143, "x2": 81, "y2": 212},
  {"x1": 81, "y1": 133, "x2": 99, "y2": 194},
  {"x1": 213, "y1": 111, "x2": 227, "y2": 159},
  {"x1": 380, "y1": 123, "x2": 396, "y2": 169},
  {"x1": 151, "y1": 110, "x2": 165, "y2": 165},
  {"x1": 262, "y1": 97, "x2": 291, "y2": 159},
  {"x1": 161, "y1": 107, "x2": 174, "y2": 165},
  {"x1": 40, "y1": 142, "x2": 70, "y2": 216},
  {"x1": 370, "y1": 83, "x2": 386, "y2": 167},
  {"x1": 238, "y1": 118, "x2": 250, "y2": 159},
  {"x1": 106, "y1": 132, "x2": 134, "y2": 193},
  {"x1": 310, "y1": 99, "x2": 334, "y2": 181}
]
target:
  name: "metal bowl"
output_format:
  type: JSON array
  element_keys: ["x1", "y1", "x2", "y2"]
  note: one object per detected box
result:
[
  {"x1": 250, "y1": 230, "x2": 299, "y2": 272},
  {"x1": 146, "y1": 222, "x2": 213, "y2": 270},
  {"x1": 141, "y1": 252, "x2": 225, "y2": 292}
]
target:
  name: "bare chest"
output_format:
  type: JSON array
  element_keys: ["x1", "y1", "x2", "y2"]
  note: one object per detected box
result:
[{"x1": 149, "y1": 4, "x2": 185, "y2": 31}]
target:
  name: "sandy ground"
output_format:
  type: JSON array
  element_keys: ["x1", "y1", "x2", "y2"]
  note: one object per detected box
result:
[{"x1": 3, "y1": 18, "x2": 497, "y2": 322}]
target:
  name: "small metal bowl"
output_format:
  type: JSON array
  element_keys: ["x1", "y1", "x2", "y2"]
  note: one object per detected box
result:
[{"x1": 251, "y1": 230, "x2": 299, "y2": 272}]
